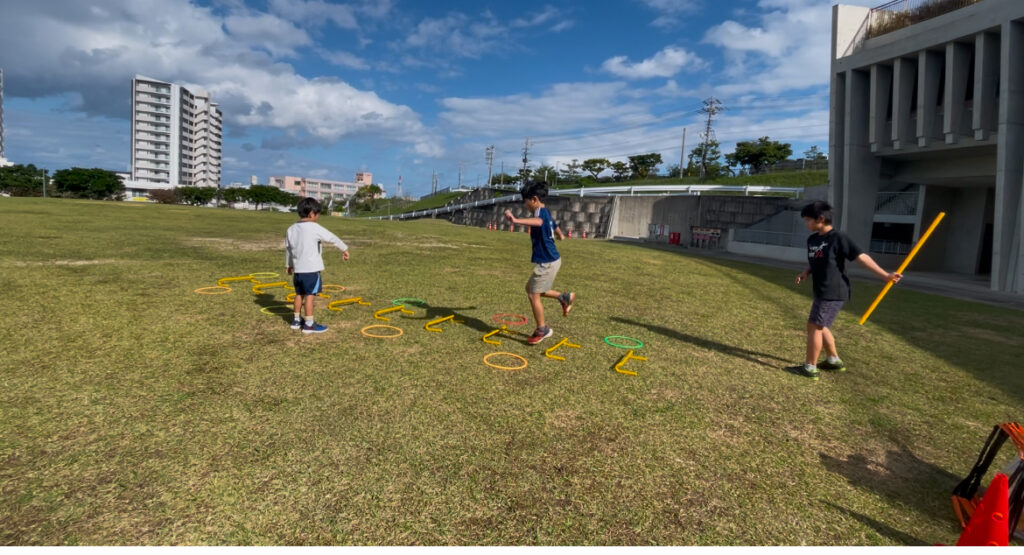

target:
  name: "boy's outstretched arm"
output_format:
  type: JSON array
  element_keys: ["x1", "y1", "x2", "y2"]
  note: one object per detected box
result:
[
  {"x1": 796, "y1": 266, "x2": 811, "y2": 284},
  {"x1": 856, "y1": 253, "x2": 902, "y2": 283},
  {"x1": 318, "y1": 226, "x2": 350, "y2": 261},
  {"x1": 504, "y1": 209, "x2": 542, "y2": 227}
]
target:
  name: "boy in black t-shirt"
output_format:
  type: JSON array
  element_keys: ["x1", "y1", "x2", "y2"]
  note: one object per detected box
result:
[{"x1": 793, "y1": 201, "x2": 902, "y2": 380}]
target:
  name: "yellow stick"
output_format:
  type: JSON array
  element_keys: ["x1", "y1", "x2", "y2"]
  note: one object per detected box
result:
[
  {"x1": 544, "y1": 337, "x2": 581, "y2": 361},
  {"x1": 482, "y1": 327, "x2": 505, "y2": 345},
  {"x1": 614, "y1": 349, "x2": 648, "y2": 376},
  {"x1": 374, "y1": 305, "x2": 407, "y2": 321},
  {"x1": 858, "y1": 211, "x2": 946, "y2": 325}
]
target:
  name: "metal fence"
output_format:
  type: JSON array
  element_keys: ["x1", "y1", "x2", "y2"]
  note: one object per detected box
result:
[
  {"x1": 368, "y1": 184, "x2": 805, "y2": 221},
  {"x1": 868, "y1": 0, "x2": 984, "y2": 38}
]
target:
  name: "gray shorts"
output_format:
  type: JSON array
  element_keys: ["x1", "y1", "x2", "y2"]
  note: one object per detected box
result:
[
  {"x1": 528, "y1": 259, "x2": 562, "y2": 293},
  {"x1": 809, "y1": 299, "x2": 844, "y2": 328}
]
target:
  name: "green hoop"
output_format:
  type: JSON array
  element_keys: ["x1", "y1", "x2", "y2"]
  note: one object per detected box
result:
[
  {"x1": 393, "y1": 298, "x2": 426, "y2": 306},
  {"x1": 603, "y1": 335, "x2": 644, "y2": 349}
]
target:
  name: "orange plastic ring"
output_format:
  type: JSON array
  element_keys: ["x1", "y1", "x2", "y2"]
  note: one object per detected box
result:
[
  {"x1": 483, "y1": 352, "x2": 528, "y2": 371},
  {"x1": 195, "y1": 286, "x2": 231, "y2": 295},
  {"x1": 361, "y1": 325, "x2": 404, "y2": 338},
  {"x1": 492, "y1": 313, "x2": 529, "y2": 326}
]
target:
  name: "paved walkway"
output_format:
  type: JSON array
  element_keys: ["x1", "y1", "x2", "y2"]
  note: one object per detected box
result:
[{"x1": 611, "y1": 238, "x2": 1024, "y2": 311}]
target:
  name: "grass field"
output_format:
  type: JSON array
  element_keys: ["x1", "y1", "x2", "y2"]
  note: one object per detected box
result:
[{"x1": 1, "y1": 198, "x2": 1022, "y2": 545}]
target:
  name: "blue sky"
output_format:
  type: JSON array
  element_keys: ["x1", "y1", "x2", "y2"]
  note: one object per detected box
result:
[{"x1": 0, "y1": 0, "x2": 877, "y2": 197}]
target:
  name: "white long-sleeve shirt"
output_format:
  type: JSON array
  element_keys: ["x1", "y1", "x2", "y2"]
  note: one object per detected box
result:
[{"x1": 285, "y1": 221, "x2": 348, "y2": 273}]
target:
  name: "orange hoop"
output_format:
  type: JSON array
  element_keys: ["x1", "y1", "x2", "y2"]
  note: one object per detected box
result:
[{"x1": 483, "y1": 352, "x2": 528, "y2": 371}]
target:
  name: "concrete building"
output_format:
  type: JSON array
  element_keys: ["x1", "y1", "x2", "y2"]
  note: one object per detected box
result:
[
  {"x1": 831, "y1": 0, "x2": 1024, "y2": 294},
  {"x1": 130, "y1": 75, "x2": 222, "y2": 189},
  {"x1": 269, "y1": 173, "x2": 370, "y2": 204}
]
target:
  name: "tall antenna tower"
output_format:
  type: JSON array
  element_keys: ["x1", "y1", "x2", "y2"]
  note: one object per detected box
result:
[
  {"x1": 0, "y1": 68, "x2": 5, "y2": 161},
  {"x1": 699, "y1": 97, "x2": 723, "y2": 180},
  {"x1": 397, "y1": 175, "x2": 402, "y2": 199},
  {"x1": 485, "y1": 145, "x2": 494, "y2": 188}
]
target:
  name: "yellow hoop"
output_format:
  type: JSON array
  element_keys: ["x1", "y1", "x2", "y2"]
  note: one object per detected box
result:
[
  {"x1": 195, "y1": 286, "x2": 232, "y2": 295},
  {"x1": 483, "y1": 352, "x2": 528, "y2": 371},
  {"x1": 361, "y1": 324, "x2": 404, "y2": 338},
  {"x1": 249, "y1": 272, "x2": 279, "y2": 280},
  {"x1": 260, "y1": 305, "x2": 294, "y2": 315},
  {"x1": 322, "y1": 284, "x2": 346, "y2": 292}
]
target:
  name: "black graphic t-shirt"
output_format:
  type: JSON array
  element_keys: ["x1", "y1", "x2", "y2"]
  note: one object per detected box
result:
[{"x1": 807, "y1": 230, "x2": 863, "y2": 300}]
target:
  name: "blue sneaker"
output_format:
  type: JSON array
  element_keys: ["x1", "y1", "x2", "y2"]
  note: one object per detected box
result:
[
  {"x1": 290, "y1": 317, "x2": 302, "y2": 330},
  {"x1": 302, "y1": 321, "x2": 328, "y2": 334}
]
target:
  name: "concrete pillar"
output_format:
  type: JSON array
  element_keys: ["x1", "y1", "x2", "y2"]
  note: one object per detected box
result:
[
  {"x1": 869, "y1": 64, "x2": 892, "y2": 152},
  {"x1": 944, "y1": 41, "x2": 971, "y2": 144},
  {"x1": 917, "y1": 50, "x2": 943, "y2": 147},
  {"x1": 841, "y1": 68, "x2": 881, "y2": 247},
  {"x1": 892, "y1": 57, "x2": 917, "y2": 150},
  {"x1": 974, "y1": 32, "x2": 1000, "y2": 141},
  {"x1": 829, "y1": 71, "x2": 847, "y2": 225},
  {"x1": 994, "y1": 21, "x2": 1024, "y2": 293}
]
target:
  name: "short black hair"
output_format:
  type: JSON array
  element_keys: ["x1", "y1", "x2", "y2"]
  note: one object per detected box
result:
[
  {"x1": 800, "y1": 200, "x2": 833, "y2": 224},
  {"x1": 520, "y1": 180, "x2": 549, "y2": 201},
  {"x1": 297, "y1": 197, "x2": 322, "y2": 218}
]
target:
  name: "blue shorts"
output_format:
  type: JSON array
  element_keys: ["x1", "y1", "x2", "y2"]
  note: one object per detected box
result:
[
  {"x1": 809, "y1": 299, "x2": 844, "y2": 328},
  {"x1": 293, "y1": 272, "x2": 322, "y2": 296}
]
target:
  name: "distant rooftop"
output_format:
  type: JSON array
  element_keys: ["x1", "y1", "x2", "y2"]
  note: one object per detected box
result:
[{"x1": 867, "y1": 0, "x2": 987, "y2": 39}]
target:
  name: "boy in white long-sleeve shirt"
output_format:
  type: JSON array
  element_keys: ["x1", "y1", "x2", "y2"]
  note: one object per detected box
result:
[{"x1": 285, "y1": 197, "x2": 349, "y2": 333}]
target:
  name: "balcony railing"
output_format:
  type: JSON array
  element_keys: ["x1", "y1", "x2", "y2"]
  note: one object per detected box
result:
[
  {"x1": 867, "y1": 0, "x2": 986, "y2": 39},
  {"x1": 875, "y1": 191, "x2": 919, "y2": 215}
]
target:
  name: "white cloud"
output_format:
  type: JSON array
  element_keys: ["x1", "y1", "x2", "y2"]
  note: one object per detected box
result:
[
  {"x1": 401, "y1": 7, "x2": 573, "y2": 63},
  {"x1": 317, "y1": 48, "x2": 370, "y2": 70},
  {"x1": 0, "y1": 0, "x2": 442, "y2": 158},
  {"x1": 601, "y1": 47, "x2": 703, "y2": 80},
  {"x1": 223, "y1": 13, "x2": 312, "y2": 57},
  {"x1": 637, "y1": 0, "x2": 698, "y2": 28}
]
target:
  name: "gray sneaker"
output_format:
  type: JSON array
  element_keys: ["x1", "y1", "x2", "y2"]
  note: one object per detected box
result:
[
  {"x1": 559, "y1": 292, "x2": 575, "y2": 316},
  {"x1": 787, "y1": 364, "x2": 820, "y2": 380}
]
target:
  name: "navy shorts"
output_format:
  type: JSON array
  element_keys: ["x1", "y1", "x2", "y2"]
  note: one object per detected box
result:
[
  {"x1": 293, "y1": 272, "x2": 322, "y2": 296},
  {"x1": 808, "y1": 299, "x2": 844, "y2": 328}
]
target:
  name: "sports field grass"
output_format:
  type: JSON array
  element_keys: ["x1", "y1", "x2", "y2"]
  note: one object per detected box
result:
[{"x1": 1, "y1": 198, "x2": 1022, "y2": 545}]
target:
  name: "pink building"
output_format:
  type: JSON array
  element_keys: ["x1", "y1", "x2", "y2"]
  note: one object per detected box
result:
[{"x1": 269, "y1": 172, "x2": 373, "y2": 203}]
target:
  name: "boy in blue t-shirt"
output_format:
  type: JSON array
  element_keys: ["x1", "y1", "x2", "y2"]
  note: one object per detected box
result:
[{"x1": 504, "y1": 181, "x2": 576, "y2": 345}]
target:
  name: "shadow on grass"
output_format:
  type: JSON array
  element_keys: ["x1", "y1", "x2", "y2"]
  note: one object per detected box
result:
[
  {"x1": 611, "y1": 316, "x2": 790, "y2": 368},
  {"x1": 401, "y1": 302, "x2": 532, "y2": 345},
  {"x1": 819, "y1": 441, "x2": 960, "y2": 531},
  {"x1": 822, "y1": 501, "x2": 928, "y2": 545},
  {"x1": 252, "y1": 292, "x2": 294, "y2": 325}
]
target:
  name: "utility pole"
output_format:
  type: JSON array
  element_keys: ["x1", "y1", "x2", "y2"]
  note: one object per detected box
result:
[
  {"x1": 397, "y1": 175, "x2": 402, "y2": 199},
  {"x1": 699, "y1": 97, "x2": 723, "y2": 181},
  {"x1": 457, "y1": 162, "x2": 463, "y2": 189},
  {"x1": 431, "y1": 169, "x2": 437, "y2": 195},
  {"x1": 485, "y1": 145, "x2": 494, "y2": 188},
  {"x1": 679, "y1": 127, "x2": 687, "y2": 180},
  {"x1": 520, "y1": 137, "x2": 530, "y2": 185},
  {"x1": 500, "y1": 161, "x2": 504, "y2": 185}
]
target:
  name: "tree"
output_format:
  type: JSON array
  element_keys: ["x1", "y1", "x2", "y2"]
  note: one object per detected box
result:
[
  {"x1": 489, "y1": 173, "x2": 517, "y2": 187},
  {"x1": 664, "y1": 164, "x2": 682, "y2": 178},
  {"x1": 533, "y1": 165, "x2": 556, "y2": 182},
  {"x1": 221, "y1": 187, "x2": 248, "y2": 204},
  {"x1": 725, "y1": 136, "x2": 793, "y2": 175},
  {"x1": 558, "y1": 159, "x2": 582, "y2": 183},
  {"x1": 610, "y1": 161, "x2": 629, "y2": 182},
  {"x1": 628, "y1": 153, "x2": 662, "y2": 180},
  {"x1": 351, "y1": 184, "x2": 384, "y2": 212},
  {"x1": 688, "y1": 141, "x2": 725, "y2": 179},
  {"x1": 247, "y1": 185, "x2": 286, "y2": 210},
  {"x1": 581, "y1": 158, "x2": 610, "y2": 180},
  {"x1": 50, "y1": 168, "x2": 124, "y2": 200},
  {"x1": 804, "y1": 145, "x2": 826, "y2": 162},
  {"x1": 148, "y1": 189, "x2": 180, "y2": 204},
  {"x1": 176, "y1": 186, "x2": 217, "y2": 206},
  {"x1": 0, "y1": 164, "x2": 46, "y2": 196}
]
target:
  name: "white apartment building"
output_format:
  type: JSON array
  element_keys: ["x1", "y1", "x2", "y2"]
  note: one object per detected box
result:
[
  {"x1": 831, "y1": 0, "x2": 1024, "y2": 295},
  {"x1": 130, "y1": 75, "x2": 222, "y2": 189}
]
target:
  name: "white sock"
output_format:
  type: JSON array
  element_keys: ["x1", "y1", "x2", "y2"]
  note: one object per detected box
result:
[
  {"x1": 305, "y1": 317, "x2": 315, "y2": 326},
  {"x1": 827, "y1": 356, "x2": 841, "y2": 364},
  {"x1": 293, "y1": 312, "x2": 301, "y2": 320}
]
